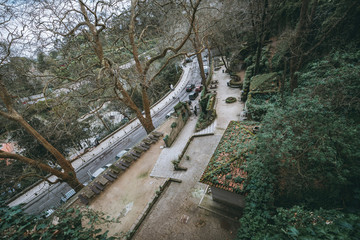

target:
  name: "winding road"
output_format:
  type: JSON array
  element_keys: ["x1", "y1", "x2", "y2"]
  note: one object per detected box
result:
[{"x1": 8, "y1": 57, "x2": 205, "y2": 214}]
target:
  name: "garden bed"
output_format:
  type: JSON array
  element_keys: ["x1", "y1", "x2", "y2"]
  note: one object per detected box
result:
[
  {"x1": 200, "y1": 121, "x2": 258, "y2": 194},
  {"x1": 225, "y1": 97, "x2": 237, "y2": 103}
]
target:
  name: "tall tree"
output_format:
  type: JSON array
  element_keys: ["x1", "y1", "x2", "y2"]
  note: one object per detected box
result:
[
  {"x1": 0, "y1": 1, "x2": 84, "y2": 192},
  {"x1": 0, "y1": 77, "x2": 84, "y2": 192},
  {"x1": 253, "y1": 0, "x2": 269, "y2": 75},
  {"x1": 288, "y1": 0, "x2": 358, "y2": 91},
  {"x1": 33, "y1": 0, "x2": 203, "y2": 134}
]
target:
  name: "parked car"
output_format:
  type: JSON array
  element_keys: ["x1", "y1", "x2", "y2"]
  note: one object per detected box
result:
[
  {"x1": 90, "y1": 164, "x2": 112, "y2": 181},
  {"x1": 189, "y1": 92, "x2": 199, "y2": 100},
  {"x1": 60, "y1": 189, "x2": 76, "y2": 203},
  {"x1": 195, "y1": 85, "x2": 203, "y2": 92},
  {"x1": 115, "y1": 148, "x2": 130, "y2": 160},
  {"x1": 186, "y1": 84, "x2": 195, "y2": 92},
  {"x1": 44, "y1": 208, "x2": 55, "y2": 218}
]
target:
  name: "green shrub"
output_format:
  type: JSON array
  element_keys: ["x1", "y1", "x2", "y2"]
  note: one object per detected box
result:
[
  {"x1": 234, "y1": 176, "x2": 244, "y2": 183},
  {"x1": 225, "y1": 97, "x2": 237, "y2": 103}
]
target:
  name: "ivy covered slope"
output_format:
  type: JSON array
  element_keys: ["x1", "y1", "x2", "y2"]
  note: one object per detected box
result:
[{"x1": 237, "y1": 49, "x2": 360, "y2": 239}]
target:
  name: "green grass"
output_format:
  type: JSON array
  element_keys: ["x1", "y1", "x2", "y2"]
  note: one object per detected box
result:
[{"x1": 137, "y1": 171, "x2": 149, "y2": 179}]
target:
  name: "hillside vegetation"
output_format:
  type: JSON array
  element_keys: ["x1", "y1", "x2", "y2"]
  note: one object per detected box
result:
[{"x1": 219, "y1": 0, "x2": 360, "y2": 239}]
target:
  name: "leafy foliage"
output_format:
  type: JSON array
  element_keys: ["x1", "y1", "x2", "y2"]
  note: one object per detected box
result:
[
  {"x1": 0, "y1": 203, "x2": 115, "y2": 239},
  {"x1": 237, "y1": 49, "x2": 360, "y2": 239}
]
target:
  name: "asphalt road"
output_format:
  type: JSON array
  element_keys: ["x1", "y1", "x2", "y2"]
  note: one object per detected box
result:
[{"x1": 21, "y1": 59, "x2": 203, "y2": 214}]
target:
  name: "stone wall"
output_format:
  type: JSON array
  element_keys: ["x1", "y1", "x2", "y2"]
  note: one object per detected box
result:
[
  {"x1": 163, "y1": 102, "x2": 191, "y2": 147},
  {"x1": 211, "y1": 186, "x2": 245, "y2": 208}
]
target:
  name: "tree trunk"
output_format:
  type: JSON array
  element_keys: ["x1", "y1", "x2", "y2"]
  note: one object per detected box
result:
[
  {"x1": 205, "y1": 37, "x2": 212, "y2": 65},
  {"x1": 217, "y1": 47, "x2": 229, "y2": 70},
  {"x1": 281, "y1": 56, "x2": 287, "y2": 105},
  {"x1": 289, "y1": 0, "x2": 310, "y2": 92},
  {"x1": 96, "y1": 112, "x2": 110, "y2": 131},
  {"x1": 196, "y1": 49, "x2": 207, "y2": 86},
  {"x1": 0, "y1": 150, "x2": 84, "y2": 191},
  {"x1": 192, "y1": 25, "x2": 207, "y2": 91},
  {"x1": 79, "y1": 0, "x2": 104, "y2": 63},
  {"x1": 141, "y1": 84, "x2": 155, "y2": 133},
  {"x1": 17, "y1": 116, "x2": 84, "y2": 191},
  {"x1": 254, "y1": 0, "x2": 268, "y2": 76},
  {"x1": 115, "y1": 79, "x2": 155, "y2": 134},
  {"x1": 137, "y1": 114, "x2": 155, "y2": 134},
  {"x1": 0, "y1": 110, "x2": 84, "y2": 192}
]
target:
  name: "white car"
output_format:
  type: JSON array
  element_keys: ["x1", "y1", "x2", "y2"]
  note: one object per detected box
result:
[
  {"x1": 90, "y1": 164, "x2": 112, "y2": 181},
  {"x1": 60, "y1": 189, "x2": 76, "y2": 203},
  {"x1": 115, "y1": 148, "x2": 130, "y2": 160}
]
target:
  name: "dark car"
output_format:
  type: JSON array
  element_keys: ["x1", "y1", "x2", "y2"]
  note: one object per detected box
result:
[
  {"x1": 189, "y1": 92, "x2": 199, "y2": 100},
  {"x1": 195, "y1": 85, "x2": 203, "y2": 92},
  {"x1": 186, "y1": 84, "x2": 195, "y2": 92}
]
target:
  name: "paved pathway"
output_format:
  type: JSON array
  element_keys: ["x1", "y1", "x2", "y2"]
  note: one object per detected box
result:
[
  {"x1": 150, "y1": 116, "x2": 197, "y2": 179},
  {"x1": 134, "y1": 65, "x2": 244, "y2": 239},
  {"x1": 150, "y1": 65, "x2": 244, "y2": 180}
]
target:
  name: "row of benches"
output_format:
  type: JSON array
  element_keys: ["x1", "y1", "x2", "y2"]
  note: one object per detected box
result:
[{"x1": 77, "y1": 131, "x2": 163, "y2": 205}]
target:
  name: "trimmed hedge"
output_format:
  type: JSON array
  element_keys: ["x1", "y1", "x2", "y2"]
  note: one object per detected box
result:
[{"x1": 225, "y1": 97, "x2": 237, "y2": 103}]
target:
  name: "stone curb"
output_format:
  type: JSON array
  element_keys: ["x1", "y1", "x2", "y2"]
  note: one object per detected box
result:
[{"x1": 125, "y1": 178, "x2": 183, "y2": 239}]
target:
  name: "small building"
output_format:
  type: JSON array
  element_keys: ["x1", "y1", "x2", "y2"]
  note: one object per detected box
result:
[
  {"x1": 0, "y1": 143, "x2": 15, "y2": 166},
  {"x1": 200, "y1": 121, "x2": 258, "y2": 208}
]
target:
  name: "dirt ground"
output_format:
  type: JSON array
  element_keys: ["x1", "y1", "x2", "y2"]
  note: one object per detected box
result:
[{"x1": 83, "y1": 120, "x2": 173, "y2": 238}]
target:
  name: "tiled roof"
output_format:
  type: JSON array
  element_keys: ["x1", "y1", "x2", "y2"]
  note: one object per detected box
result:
[
  {"x1": 200, "y1": 121, "x2": 258, "y2": 194},
  {"x1": 0, "y1": 143, "x2": 14, "y2": 153},
  {"x1": 0, "y1": 143, "x2": 15, "y2": 166}
]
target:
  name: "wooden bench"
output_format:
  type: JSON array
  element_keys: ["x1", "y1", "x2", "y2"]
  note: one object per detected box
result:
[
  {"x1": 78, "y1": 194, "x2": 89, "y2": 205},
  {"x1": 103, "y1": 174, "x2": 116, "y2": 182},
  {"x1": 107, "y1": 171, "x2": 118, "y2": 178},
  {"x1": 109, "y1": 166, "x2": 121, "y2": 174},
  {"x1": 119, "y1": 161, "x2": 130, "y2": 168},
  {"x1": 130, "y1": 151, "x2": 141, "y2": 158},
  {"x1": 137, "y1": 145, "x2": 148, "y2": 151},
  {"x1": 98, "y1": 176, "x2": 109, "y2": 185},
  {"x1": 94, "y1": 182, "x2": 104, "y2": 191},
  {"x1": 143, "y1": 138, "x2": 154, "y2": 145},
  {"x1": 148, "y1": 135, "x2": 158, "y2": 141},
  {"x1": 140, "y1": 143, "x2": 150, "y2": 149},
  {"x1": 113, "y1": 163, "x2": 127, "y2": 171},
  {"x1": 152, "y1": 131, "x2": 163, "y2": 137},
  {"x1": 90, "y1": 185, "x2": 101, "y2": 194}
]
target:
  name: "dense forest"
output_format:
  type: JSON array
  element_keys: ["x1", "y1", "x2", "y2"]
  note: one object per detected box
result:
[
  {"x1": 229, "y1": 0, "x2": 360, "y2": 239},
  {"x1": 1, "y1": 0, "x2": 360, "y2": 239}
]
